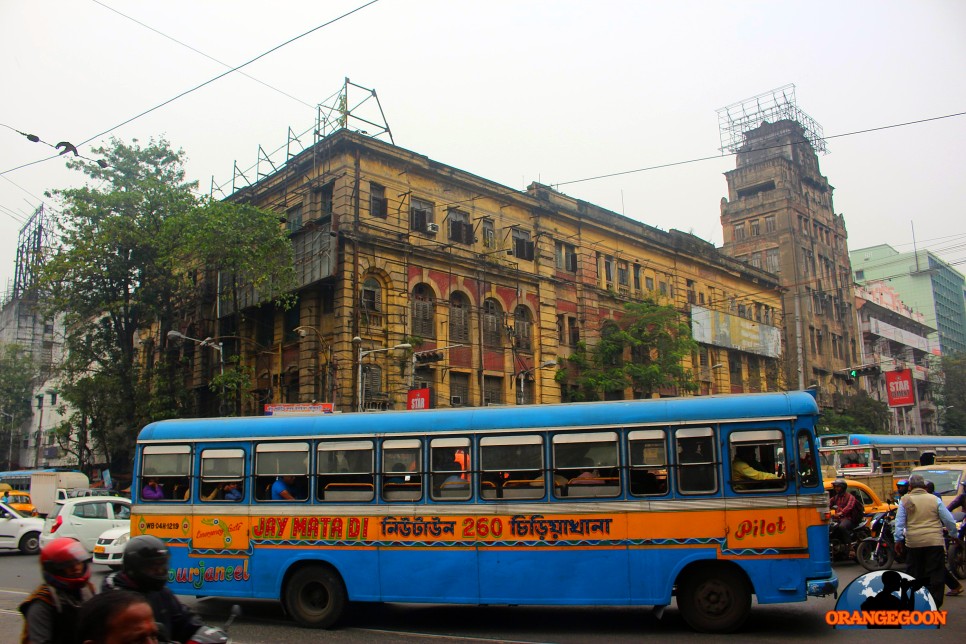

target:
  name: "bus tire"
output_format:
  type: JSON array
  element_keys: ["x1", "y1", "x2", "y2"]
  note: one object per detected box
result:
[
  {"x1": 283, "y1": 565, "x2": 346, "y2": 629},
  {"x1": 19, "y1": 531, "x2": 40, "y2": 555},
  {"x1": 677, "y1": 563, "x2": 751, "y2": 633}
]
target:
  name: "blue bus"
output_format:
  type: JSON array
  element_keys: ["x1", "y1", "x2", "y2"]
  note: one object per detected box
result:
[
  {"x1": 818, "y1": 433, "x2": 966, "y2": 477},
  {"x1": 131, "y1": 391, "x2": 835, "y2": 633}
]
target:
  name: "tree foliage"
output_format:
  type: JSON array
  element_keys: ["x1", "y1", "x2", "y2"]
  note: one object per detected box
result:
[
  {"x1": 38, "y1": 137, "x2": 296, "y2": 469},
  {"x1": 938, "y1": 352, "x2": 966, "y2": 436},
  {"x1": 818, "y1": 391, "x2": 891, "y2": 435},
  {"x1": 558, "y1": 299, "x2": 699, "y2": 401},
  {"x1": 0, "y1": 342, "x2": 38, "y2": 466}
]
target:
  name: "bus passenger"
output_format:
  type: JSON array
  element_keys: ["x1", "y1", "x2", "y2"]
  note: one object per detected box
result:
[
  {"x1": 141, "y1": 479, "x2": 164, "y2": 501},
  {"x1": 732, "y1": 446, "x2": 781, "y2": 483},
  {"x1": 443, "y1": 463, "x2": 465, "y2": 485},
  {"x1": 224, "y1": 482, "x2": 243, "y2": 501},
  {"x1": 271, "y1": 476, "x2": 296, "y2": 501}
]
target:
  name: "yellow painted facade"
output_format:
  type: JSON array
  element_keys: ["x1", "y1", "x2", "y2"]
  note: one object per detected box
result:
[{"x1": 183, "y1": 130, "x2": 784, "y2": 414}]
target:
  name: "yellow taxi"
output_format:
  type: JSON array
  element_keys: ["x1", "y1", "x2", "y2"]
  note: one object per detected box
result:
[
  {"x1": 0, "y1": 489, "x2": 38, "y2": 516},
  {"x1": 823, "y1": 478, "x2": 894, "y2": 520}
]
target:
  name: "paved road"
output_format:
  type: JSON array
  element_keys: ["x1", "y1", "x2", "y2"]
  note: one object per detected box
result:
[{"x1": 2, "y1": 552, "x2": 964, "y2": 643}]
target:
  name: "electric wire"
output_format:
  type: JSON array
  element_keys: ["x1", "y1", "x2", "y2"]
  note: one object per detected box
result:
[{"x1": 0, "y1": 0, "x2": 383, "y2": 177}]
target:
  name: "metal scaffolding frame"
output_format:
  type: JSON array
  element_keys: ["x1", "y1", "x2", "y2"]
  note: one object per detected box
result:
[
  {"x1": 211, "y1": 78, "x2": 394, "y2": 198},
  {"x1": 716, "y1": 84, "x2": 828, "y2": 155}
]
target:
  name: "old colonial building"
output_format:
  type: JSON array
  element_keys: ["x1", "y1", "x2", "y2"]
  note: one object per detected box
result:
[
  {"x1": 720, "y1": 119, "x2": 859, "y2": 409},
  {"x1": 173, "y1": 129, "x2": 784, "y2": 415}
]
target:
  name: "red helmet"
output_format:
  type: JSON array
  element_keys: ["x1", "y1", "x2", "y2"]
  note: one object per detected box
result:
[{"x1": 41, "y1": 538, "x2": 91, "y2": 590}]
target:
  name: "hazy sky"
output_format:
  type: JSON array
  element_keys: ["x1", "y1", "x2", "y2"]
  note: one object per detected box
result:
[{"x1": 2, "y1": 1, "x2": 964, "y2": 293}]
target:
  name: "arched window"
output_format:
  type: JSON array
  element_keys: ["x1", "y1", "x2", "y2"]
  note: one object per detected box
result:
[
  {"x1": 412, "y1": 284, "x2": 436, "y2": 338},
  {"x1": 514, "y1": 305, "x2": 533, "y2": 351},
  {"x1": 361, "y1": 277, "x2": 383, "y2": 327},
  {"x1": 482, "y1": 299, "x2": 504, "y2": 348},
  {"x1": 449, "y1": 292, "x2": 470, "y2": 343}
]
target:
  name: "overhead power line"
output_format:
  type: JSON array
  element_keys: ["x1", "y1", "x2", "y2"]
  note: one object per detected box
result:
[{"x1": 0, "y1": 0, "x2": 383, "y2": 177}]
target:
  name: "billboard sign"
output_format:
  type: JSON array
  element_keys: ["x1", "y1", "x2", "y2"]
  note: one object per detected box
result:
[
  {"x1": 407, "y1": 388, "x2": 432, "y2": 410},
  {"x1": 885, "y1": 369, "x2": 915, "y2": 407}
]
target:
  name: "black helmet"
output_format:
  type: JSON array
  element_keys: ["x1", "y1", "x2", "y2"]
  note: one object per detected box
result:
[
  {"x1": 832, "y1": 478, "x2": 848, "y2": 490},
  {"x1": 122, "y1": 535, "x2": 170, "y2": 591}
]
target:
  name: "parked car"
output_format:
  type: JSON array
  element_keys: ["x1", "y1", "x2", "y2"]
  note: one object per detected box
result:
[
  {"x1": 823, "y1": 478, "x2": 894, "y2": 520},
  {"x1": 0, "y1": 500, "x2": 43, "y2": 554},
  {"x1": 40, "y1": 496, "x2": 131, "y2": 552},
  {"x1": 92, "y1": 526, "x2": 130, "y2": 570}
]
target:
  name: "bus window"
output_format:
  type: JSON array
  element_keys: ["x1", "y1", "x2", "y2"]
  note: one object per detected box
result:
[
  {"x1": 675, "y1": 428, "x2": 717, "y2": 494},
  {"x1": 479, "y1": 435, "x2": 543, "y2": 500},
  {"x1": 318, "y1": 440, "x2": 374, "y2": 502},
  {"x1": 382, "y1": 439, "x2": 422, "y2": 502},
  {"x1": 797, "y1": 431, "x2": 819, "y2": 487},
  {"x1": 552, "y1": 432, "x2": 619, "y2": 498},
  {"x1": 140, "y1": 445, "x2": 191, "y2": 502},
  {"x1": 200, "y1": 449, "x2": 245, "y2": 502},
  {"x1": 628, "y1": 429, "x2": 669, "y2": 496},
  {"x1": 431, "y1": 437, "x2": 471, "y2": 501},
  {"x1": 255, "y1": 442, "x2": 309, "y2": 501},
  {"x1": 729, "y1": 430, "x2": 786, "y2": 492},
  {"x1": 840, "y1": 448, "x2": 870, "y2": 470}
]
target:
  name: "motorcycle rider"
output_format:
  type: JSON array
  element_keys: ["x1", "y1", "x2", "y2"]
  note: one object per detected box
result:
[
  {"x1": 20, "y1": 537, "x2": 97, "y2": 644},
  {"x1": 829, "y1": 478, "x2": 864, "y2": 551},
  {"x1": 102, "y1": 535, "x2": 203, "y2": 643},
  {"x1": 944, "y1": 479, "x2": 966, "y2": 597},
  {"x1": 895, "y1": 479, "x2": 909, "y2": 501}
]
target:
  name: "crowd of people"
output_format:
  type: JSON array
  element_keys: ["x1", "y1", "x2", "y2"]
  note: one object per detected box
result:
[{"x1": 19, "y1": 535, "x2": 203, "y2": 644}]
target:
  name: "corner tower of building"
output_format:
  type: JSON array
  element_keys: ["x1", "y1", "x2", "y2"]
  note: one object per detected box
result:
[{"x1": 718, "y1": 89, "x2": 859, "y2": 408}]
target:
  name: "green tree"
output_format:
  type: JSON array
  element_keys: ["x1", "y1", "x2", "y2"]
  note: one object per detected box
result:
[
  {"x1": 558, "y1": 299, "x2": 699, "y2": 401},
  {"x1": 817, "y1": 391, "x2": 890, "y2": 435},
  {"x1": 38, "y1": 137, "x2": 296, "y2": 467},
  {"x1": 938, "y1": 352, "x2": 966, "y2": 435},
  {"x1": 0, "y1": 342, "x2": 38, "y2": 466}
]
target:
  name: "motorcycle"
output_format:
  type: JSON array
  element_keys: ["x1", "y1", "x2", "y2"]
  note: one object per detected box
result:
[
  {"x1": 947, "y1": 511, "x2": 966, "y2": 580},
  {"x1": 163, "y1": 605, "x2": 240, "y2": 644},
  {"x1": 829, "y1": 515, "x2": 872, "y2": 562},
  {"x1": 856, "y1": 508, "x2": 905, "y2": 572}
]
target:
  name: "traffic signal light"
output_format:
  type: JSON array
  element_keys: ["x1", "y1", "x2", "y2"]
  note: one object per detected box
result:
[
  {"x1": 414, "y1": 351, "x2": 444, "y2": 364},
  {"x1": 847, "y1": 364, "x2": 880, "y2": 379}
]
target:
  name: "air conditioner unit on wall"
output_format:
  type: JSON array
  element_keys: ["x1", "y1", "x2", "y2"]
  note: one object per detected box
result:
[
  {"x1": 450, "y1": 395, "x2": 462, "y2": 405},
  {"x1": 426, "y1": 222, "x2": 439, "y2": 234}
]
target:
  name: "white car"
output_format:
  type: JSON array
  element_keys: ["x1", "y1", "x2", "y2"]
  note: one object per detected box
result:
[
  {"x1": 40, "y1": 496, "x2": 131, "y2": 552},
  {"x1": 0, "y1": 501, "x2": 43, "y2": 554},
  {"x1": 92, "y1": 526, "x2": 130, "y2": 570}
]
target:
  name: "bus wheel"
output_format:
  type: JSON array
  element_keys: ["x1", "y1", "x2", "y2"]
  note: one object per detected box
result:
[
  {"x1": 677, "y1": 564, "x2": 751, "y2": 633},
  {"x1": 19, "y1": 531, "x2": 40, "y2": 555},
  {"x1": 284, "y1": 565, "x2": 346, "y2": 629}
]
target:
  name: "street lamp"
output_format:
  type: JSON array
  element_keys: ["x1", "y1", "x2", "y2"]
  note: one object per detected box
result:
[
  {"x1": 167, "y1": 330, "x2": 224, "y2": 375},
  {"x1": 353, "y1": 336, "x2": 412, "y2": 413},
  {"x1": 517, "y1": 360, "x2": 556, "y2": 405},
  {"x1": 294, "y1": 326, "x2": 335, "y2": 404}
]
